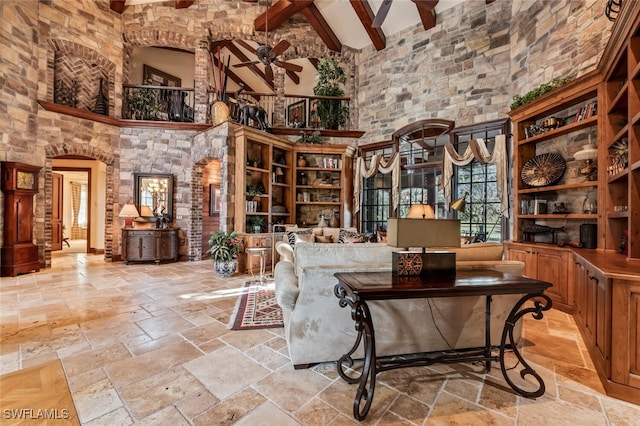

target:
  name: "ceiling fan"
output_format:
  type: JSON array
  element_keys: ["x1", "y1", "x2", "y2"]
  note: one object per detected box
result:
[{"x1": 234, "y1": 2, "x2": 303, "y2": 84}]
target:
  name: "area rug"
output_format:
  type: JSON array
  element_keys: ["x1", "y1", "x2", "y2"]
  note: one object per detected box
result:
[{"x1": 230, "y1": 281, "x2": 284, "y2": 330}]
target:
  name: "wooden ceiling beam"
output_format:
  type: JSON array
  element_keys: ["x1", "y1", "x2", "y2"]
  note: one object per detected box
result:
[
  {"x1": 301, "y1": 3, "x2": 342, "y2": 52},
  {"x1": 308, "y1": 58, "x2": 319, "y2": 70},
  {"x1": 210, "y1": 53, "x2": 259, "y2": 100},
  {"x1": 110, "y1": 0, "x2": 125, "y2": 14},
  {"x1": 255, "y1": 0, "x2": 314, "y2": 32},
  {"x1": 349, "y1": 0, "x2": 386, "y2": 51},
  {"x1": 412, "y1": 0, "x2": 439, "y2": 30}
]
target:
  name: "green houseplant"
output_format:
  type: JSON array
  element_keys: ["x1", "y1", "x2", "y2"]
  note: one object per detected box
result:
[
  {"x1": 127, "y1": 79, "x2": 160, "y2": 120},
  {"x1": 247, "y1": 215, "x2": 264, "y2": 233},
  {"x1": 207, "y1": 230, "x2": 244, "y2": 277},
  {"x1": 313, "y1": 59, "x2": 349, "y2": 129}
]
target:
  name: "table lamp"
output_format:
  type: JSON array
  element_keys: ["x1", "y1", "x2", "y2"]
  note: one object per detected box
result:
[
  {"x1": 387, "y1": 205, "x2": 460, "y2": 276},
  {"x1": 119, "y1": 203, "x2": 139, "y2": 228}
]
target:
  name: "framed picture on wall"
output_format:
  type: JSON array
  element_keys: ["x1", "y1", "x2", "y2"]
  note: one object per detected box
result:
[
  {"x1": 287, "y1": 99, "x2": 306, "y2": 128},
  {"x1": 308, "y1": 98, "x2": 321, "y2": 128},
  {"x1": 143, "y1": 64, "x2": 181, "y2": 87},
  {"x1": 209, "y1": 185, "x2": 221, "y2": 216}
]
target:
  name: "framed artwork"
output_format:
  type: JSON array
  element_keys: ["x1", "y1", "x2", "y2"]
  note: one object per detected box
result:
[
  {"x1": 287, "y1": 99, "x2": 307, "y2": 128},
  {"x1": 143, "y1": 64, "x2": 181, "y2": 87},
  {"x1": 308, "y1": 99, "x2": 321, "y2": 128},
  {"x1": 209, "y1": 185, "x2": 221, "y2": 216}
]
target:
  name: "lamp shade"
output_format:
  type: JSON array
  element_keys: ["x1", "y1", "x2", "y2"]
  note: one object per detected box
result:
[
  {"x1": 119, "y1": 203, "x2": 139, "y2": 228},
  {"x1": 406, "y1": 204, "x2": 435, "y2": 219},
  {"x1": 386, "y1": 218, "x2": 461, "y2": 249},
  {"x1": 450, "y1": 192, "x2": 468, "y2": 213}
]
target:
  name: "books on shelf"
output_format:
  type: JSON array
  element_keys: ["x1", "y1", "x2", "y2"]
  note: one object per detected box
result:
[{"x1": 575, "y1": 100, "x2": 597, "y2": 122}]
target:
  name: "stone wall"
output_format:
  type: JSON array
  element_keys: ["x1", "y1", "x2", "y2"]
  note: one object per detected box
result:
[
  {"x1": 0, "y1": 0, "x2": 617, "y2": 267},
  {"x1": 355, "y1": 0, "x2": 612, "y2": 144}
]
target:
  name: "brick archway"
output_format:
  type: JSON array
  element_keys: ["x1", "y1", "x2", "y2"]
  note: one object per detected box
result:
[{"x1": 44, "y1": 143, "x2": 119, "y2": 266}]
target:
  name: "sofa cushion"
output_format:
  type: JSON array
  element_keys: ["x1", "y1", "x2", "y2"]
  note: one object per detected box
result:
[
  {"x1": 338, "y1": 229, "x2": 368, "y2": 243},
  {"x1": 430, "y1": 242, "x2": 504, "y2": 261},
  {"x1": 323, "y1": 227, "x2": 357, "y2": 241},
  {"x1": 285, "y1": 229, "x2": 314, "y2": 247},
  {"x1": 293, "y1": 242, "x2": 397, "y2": 278},
  {"x1": 315, "y1": 235, "x2": 334, "y2": 243}
]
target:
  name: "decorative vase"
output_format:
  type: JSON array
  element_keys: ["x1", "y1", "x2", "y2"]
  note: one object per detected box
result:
[
  {"x1": 214, "y1": 259, "x2": 238, "y2": 277},
  {"x1": 330, "y1": 213, "x2": 339, "y2": 228},
  {"x1": 297, "y1": 155, "x2": 307, "y2": 167},
  {"x1": 213, "y1": 101, "x2": 230, "y2": 125},
  {"x1": 93, "y1": 77, "x2": 108, "y2": 116}
]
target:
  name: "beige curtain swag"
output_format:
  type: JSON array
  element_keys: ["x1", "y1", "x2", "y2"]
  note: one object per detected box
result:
[
  {"x1": 354, "y1": 153, "x2": 400, "y2": 215},
  {"x1": 442, "y1": 134, "x2": 508, "y2": 217}
]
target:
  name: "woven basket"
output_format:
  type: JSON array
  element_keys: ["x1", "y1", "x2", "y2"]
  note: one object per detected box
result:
[{"x1": 212, "y1": 101, "x2": 230, "y2": 125}]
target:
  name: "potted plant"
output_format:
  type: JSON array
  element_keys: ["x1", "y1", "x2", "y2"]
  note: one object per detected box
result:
[
  {"x1": 127, "y1": 79, "x2": 160, "y2": 120},
  {"x1": 247, "y1": 215, "x2": 264, "y2": 233},
  {"x1": 246, "y1": 183, "x2": 264, "y2": 199},
  {"x1": 313, "y1": 59, "x2": 349, "y2": 129},
  {"x1": 207, "y1": 230, "x2": 244, "y2": 277}
]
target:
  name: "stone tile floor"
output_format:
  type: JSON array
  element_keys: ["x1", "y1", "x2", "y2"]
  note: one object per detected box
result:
[{"x1": 1, "y1": 252, "x2": 639, "y2": 425}]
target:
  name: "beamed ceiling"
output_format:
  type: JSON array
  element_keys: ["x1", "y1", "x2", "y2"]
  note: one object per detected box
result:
[{"x1": 112, "y1": 0, "x2": 495, "y2": 90}]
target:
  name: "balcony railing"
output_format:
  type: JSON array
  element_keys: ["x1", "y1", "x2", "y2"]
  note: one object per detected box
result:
[
  {"x1": 123, "y1": 85, "x2": 195, "y2": 122},
  {"x1": 121, "y1": 85, "x2": 356, "y2": 133}
]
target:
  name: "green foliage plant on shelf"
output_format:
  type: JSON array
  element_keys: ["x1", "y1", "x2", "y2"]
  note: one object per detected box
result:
[
  {"x1": 297, "y1": 130, "x2": 323, "y2": 144},
  {"x1": 313, "y1": 59, "x2": 349, "y2": 129},
  {"x1": 247, "y1": 215, "x2": 264, "y2": 233},
  {"x1": 246, "y1": 184, "x2": 264, "y2": 199},
  {"x1": 509, "y1": 76, "x2": 573, "y2": 110},
  {"x1": 127, "y1": 79, "x2": 159, "y2": 120},
  {"x1": 207, "y1": 230, "x2": 244, "y2": 262}
]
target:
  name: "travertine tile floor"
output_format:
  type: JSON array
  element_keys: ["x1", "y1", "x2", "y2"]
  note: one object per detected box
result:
[{"x1": 1, "y1": 252, "x2": 639, "y2": 425}]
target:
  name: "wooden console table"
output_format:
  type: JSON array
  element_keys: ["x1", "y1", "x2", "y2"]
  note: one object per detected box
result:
[
  {"x1": 334, "y1": 270, "x2": 552, "y2": 420},
  {"x1": 122, "y1": 228, "x2": 179, "y2": 264}
]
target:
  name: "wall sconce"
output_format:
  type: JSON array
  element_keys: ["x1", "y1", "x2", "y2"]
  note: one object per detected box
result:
[{"x1": 119, "y1": 203, "x2": 139, "y2": 228}]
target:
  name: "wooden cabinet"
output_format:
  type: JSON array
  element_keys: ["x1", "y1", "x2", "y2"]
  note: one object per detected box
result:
[
  {"x1": 611, "y1": 279, "x2": 640, "y2": 390},
  {"x1": 122, "y1": 228, "x2": 179, "y2": 264},
  {"x1": 504, "y1": 242, "x2": 573, "y2": 312},
  {"x1": 1, "y1": 162, "x2": 41, "y2": 277},
  {"x1": 600, "y1": 1, "x2": 640, "y2": 260},
  {"x1": 294, "y1": 145, "x2": 348, "y2": 228},
  {"x1": 234, "y1": 126, "x2": 295, "y2": 233},
  {"x1": 508, "y1": 73, "x2": 600, "y2": 247},
  {"x1": 238, "y1": 232, "x2": 286, "y2": 275}
]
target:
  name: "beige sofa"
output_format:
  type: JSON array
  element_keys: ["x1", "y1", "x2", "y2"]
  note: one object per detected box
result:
[{"x1": 274, "y1": 240, "x2": 526, "y2": 368}]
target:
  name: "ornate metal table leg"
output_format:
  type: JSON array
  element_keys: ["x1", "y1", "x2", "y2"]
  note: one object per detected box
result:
[
  {"x1": 500, "y1": 293, "x2": 552, "y2": 397},
  {"x1": 334, "y1": 284, "x2": 377, "y2": 420}
]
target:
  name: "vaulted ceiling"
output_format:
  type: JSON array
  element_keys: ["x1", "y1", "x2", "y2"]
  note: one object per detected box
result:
[{"x1": 114, "y1": 0, "x2": 496, "y2": 91}]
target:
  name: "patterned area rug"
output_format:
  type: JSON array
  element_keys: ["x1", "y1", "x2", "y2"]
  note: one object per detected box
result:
[{"x1": 230, "y1": 281, "x2": 284, "y2": 330}]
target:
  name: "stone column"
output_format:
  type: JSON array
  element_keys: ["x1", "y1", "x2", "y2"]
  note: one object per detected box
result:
[{"x1": 194, "y1": 39, "x2": 210, "y2": 124}]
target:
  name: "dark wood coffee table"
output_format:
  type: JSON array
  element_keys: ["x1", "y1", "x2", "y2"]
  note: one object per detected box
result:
[{"x1": 334, "y1": 270, "x2": 552, "y2": 420}]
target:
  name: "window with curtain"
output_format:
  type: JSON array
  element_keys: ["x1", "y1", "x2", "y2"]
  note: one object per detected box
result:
[
  {"x1": 78, "y1": 184, "x2": 88, "y2": 227},
  {"x1": 450, "y1": 119, "x2": 510, "y2": 242},
  {"x1": 360, "y1": 145, "x2": 395, "y2": 233}
]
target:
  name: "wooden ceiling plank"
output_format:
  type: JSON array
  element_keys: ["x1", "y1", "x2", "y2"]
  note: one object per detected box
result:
[
  {"x1": 110, "y1": 0, "x2": 125, "y2": 14},
  {"x1": 175, "y1": 0, "x2": 194, "y2": 9},
  {"x1": 348, "y1": 0, "x2": 386, "y2": 51},
  {"x1": 225, "y1": 41, "x2": 275, "y2": 91},
  {"x1": 412, "y1": 0, "x2": 438, "y2": 30},
  {"x1": 301, "y1": 3, "x2": 342, "y2": 52},
  {"x1": 254, "y1": 0, "x2": 314, "y2": 32}
]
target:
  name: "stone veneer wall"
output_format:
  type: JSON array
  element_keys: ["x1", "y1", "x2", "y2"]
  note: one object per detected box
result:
[
  {"x1": 355, "y1": 0, "x2": 612, "y2": 144},
  {"x1": 0, "y1": 0, "x2": 616, "y2": 266}
]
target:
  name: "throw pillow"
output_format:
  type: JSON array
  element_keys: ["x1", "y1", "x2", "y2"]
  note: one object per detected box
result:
[
  {"x1": 315, "y1": 235, "x2": 334, "y2": 243},
  {"x1": 286, "y1": 229, "x2": 314, "y2": 247},
  {"x1": 294, "y1": 232, "x2": 315, "y2": 245},
  {"x1": 338, "y1": 229, "x2": 368, "y2": 244}
]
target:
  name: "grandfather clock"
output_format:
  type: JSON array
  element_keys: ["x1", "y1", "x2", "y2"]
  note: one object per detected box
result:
[{"x1": 1, "y1": 162, "x2": 41, "y2": 277}]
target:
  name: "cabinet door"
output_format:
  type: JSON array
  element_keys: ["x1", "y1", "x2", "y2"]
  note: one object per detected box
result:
[
  {"x1": 505, "y1": 246, "x2": 535, "y2": 277},
  {"x1": 573, "y1": 260, "x2": 588, "y2": 326},
  {"x1": 611, "y1": 280, "x2": 640, "y2": 388},
  {"x1": 126, "y1": 231, "x2": 155, "y2": 261},
  {"x1": 159, "y1": 230, "x2": 178, "y2": 260},
  {"x1": 535, "y1": 247, "x2": 569, "y2": 305},
  {"x1": 584, "y1": 269, "x2": 597, "y2": 346},
  {"x1": 594, "y1": 271, "x2": 611, "y2": 375}
]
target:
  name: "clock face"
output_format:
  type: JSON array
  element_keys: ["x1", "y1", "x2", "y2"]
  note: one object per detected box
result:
[{"x1": 17, "y1": 171, "x2": 35, "y2": 190}]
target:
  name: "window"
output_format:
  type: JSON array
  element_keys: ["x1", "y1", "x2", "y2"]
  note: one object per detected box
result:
[
  {"x1": 450, "y1": 119, "x2": 510, "y2": 242},
  {"x1": 360, "y1": 144, "x2": 395, "y2": 233}
]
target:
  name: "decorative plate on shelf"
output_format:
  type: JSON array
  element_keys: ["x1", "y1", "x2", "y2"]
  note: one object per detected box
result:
[{"x1": 521, "y1": 153, "x2": 566, "y2": 187}]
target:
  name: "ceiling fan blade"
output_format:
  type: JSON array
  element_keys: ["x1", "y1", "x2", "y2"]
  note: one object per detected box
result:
[
  {"x1": 270, "y1": 39, "x2": 291, "y2": 57},
  {"x1": 274, "y1": 60, "x2": 303, "y2": 72},
  {"x1": 234, "y1": 60, "x2": 260, "y2": 68},
  {"x1": 373, "y1": 0, "x2": 392, "y2": 28},
  {"x1": 265, "y1": 64, "x2": 274, "y2": 84}
]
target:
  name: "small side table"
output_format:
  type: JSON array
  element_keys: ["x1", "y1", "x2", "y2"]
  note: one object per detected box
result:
[{"x1": 245, "y1": 247, "x2": 270, "y2": 281}]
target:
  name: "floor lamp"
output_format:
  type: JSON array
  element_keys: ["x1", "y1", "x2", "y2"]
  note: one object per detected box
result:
[{"x1": 451, "y1": 192, "x2": 503, "y2": 241}]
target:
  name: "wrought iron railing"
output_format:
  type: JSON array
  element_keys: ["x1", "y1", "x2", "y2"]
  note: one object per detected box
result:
[{"x1": 122, "y1": 85, "x2": 195, "y2": 122}]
